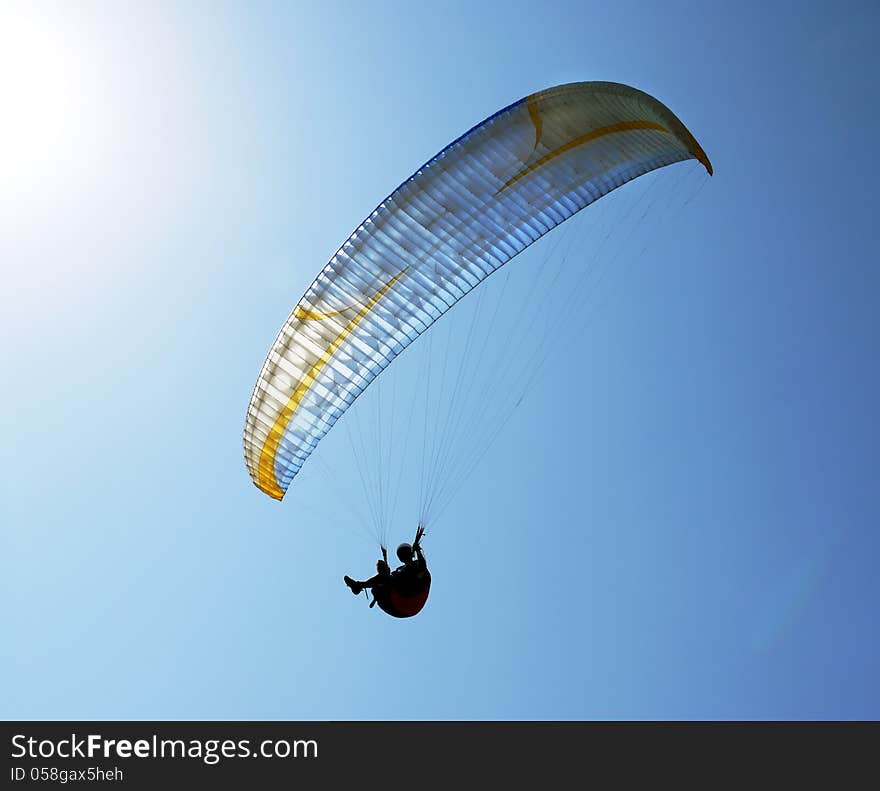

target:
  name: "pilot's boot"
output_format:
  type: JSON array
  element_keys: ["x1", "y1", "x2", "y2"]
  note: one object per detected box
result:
[{"x1": 344, "y1": 575, "x2": 363, "y2": 595}]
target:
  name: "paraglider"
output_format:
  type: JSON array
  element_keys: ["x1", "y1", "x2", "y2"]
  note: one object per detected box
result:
[
  {"x1": 344, "y1": 527, "x2": 431, "y2": 618},
  {"x1": 243, "y1": 81, "x2": 711, "y2": 617}
]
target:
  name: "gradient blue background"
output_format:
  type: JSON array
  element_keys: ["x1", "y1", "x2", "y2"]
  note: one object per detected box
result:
[{"x1": 2, "y1": 0, "x2": 878, "y2": 719}]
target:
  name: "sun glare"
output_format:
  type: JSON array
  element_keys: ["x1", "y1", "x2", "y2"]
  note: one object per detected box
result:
[{"x1": 0, "y1": 10, "x2": 79, "y2": 195}]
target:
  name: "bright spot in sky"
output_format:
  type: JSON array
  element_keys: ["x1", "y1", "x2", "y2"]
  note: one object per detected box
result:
[{"x1": 0, "y1": 10, "x2": 79, "y2": 195}]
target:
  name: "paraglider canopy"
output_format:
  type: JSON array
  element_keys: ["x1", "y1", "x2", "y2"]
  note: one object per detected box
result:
[{"x1": 242, "y1": 81, "x2": 712, "y2": 504}]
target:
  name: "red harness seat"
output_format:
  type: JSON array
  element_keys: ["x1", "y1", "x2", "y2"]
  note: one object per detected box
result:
[{"x1": 374, "y1": 571, "x2": 431, "y2": 618}]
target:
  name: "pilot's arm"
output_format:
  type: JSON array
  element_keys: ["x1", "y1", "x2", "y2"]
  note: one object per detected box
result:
[{"x1": 410, "y1": 525, "x2": 427, "y2": 571}]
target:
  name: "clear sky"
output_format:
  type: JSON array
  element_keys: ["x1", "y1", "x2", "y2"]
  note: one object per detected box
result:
[{"x1": 2, "y1": 0, "x2": 878, "y2": 719}]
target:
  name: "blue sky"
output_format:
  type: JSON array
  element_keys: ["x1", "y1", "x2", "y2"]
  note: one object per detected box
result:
[{"x1": 2, "y1": 0, "x2": 878, "y2": 719}]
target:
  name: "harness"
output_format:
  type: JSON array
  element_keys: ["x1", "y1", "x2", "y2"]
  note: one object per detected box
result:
[{"x1": 368, "y1": 568, "x2": 432, "y2": 618}]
